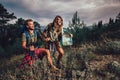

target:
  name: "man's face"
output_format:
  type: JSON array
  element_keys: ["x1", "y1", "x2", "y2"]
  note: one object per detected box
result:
[
  {"x1": 27, "y1": 21, "x2": 34, "y2": 30},
  {"x1": 56, "y1": 17, "x2": 62, "y2": 26}
]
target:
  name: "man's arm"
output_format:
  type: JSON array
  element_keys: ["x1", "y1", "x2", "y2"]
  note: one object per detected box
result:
[
  {"x1": 21, "y1": 33, "x2": 29, "y2": 51},
  {"x1": 22, "y1": 41, "x2": 29, "y2": 51}
]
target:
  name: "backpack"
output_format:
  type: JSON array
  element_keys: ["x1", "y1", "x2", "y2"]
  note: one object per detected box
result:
[
  {"x1": 21, "y1": 25, "x2": 27, "y2": 33},
  {"x1": 24, "y1": 30, "x2": 38, "y2": 57},
  {"x1": 24, "y1": 29, "x2": 38, "y2": 47},
  {"x1": 21, "y1": 25, "x2": 38, "y2": 43},
  {"x1": 21, "y1": 25, "x2": 37, "y2": 47}
]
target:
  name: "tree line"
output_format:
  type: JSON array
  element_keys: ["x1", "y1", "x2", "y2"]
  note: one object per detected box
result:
[
  {"x1": 0, "y1": 4, "x2": 41, "y2": 56},
  {"x1": 68, "y1": 11, "x2": 120, "y2": 46}
]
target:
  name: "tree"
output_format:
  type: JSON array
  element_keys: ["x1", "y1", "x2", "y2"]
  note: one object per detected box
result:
[
  {"x1": 68, "y1": 11, "x2": 86, "y2": 45},
  {"x1": 98, "y1": 20, "x2": 102, "y2": 29},
  {"x1": 0, "y1": 4, "x2": 16, "y2": 48},
  {"x1": 16, "y1": 18, "x2": 25, "y2": 26},
  {"x1": 115, "y1": 12, "x2": 120, "y2": 30},
  {"x1": 109, "y1": 18, "x2": 114, "y2": 25},
  {"x1": 115, "y1": 12, "x2": 120, "y2": 23},
  {"x1": 69, "y1": 11, "x2": 85, "y2": 29},
  {"x1": 0, "y1": 4, "x2": 16, "y2": 26},
  {"x1": 34, "y1": 21, "x2": 40, "y2": 29},
  {"x1": 106, "y1": 18, "x2": 115, "y2": 31}
]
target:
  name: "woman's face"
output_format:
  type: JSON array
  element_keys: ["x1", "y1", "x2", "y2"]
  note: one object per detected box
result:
[{"x1": 56, "y1": 17, "x2": 62, "y2": 26}]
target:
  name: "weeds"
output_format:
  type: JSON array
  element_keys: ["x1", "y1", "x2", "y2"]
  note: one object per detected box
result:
[{"x1": 0, "y1": 40, "x2": 120, "y2": 80}]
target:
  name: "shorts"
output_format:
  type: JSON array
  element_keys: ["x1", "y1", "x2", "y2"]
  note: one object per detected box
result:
[
  {"x1": 20, "y1": 48, "x2": 46, "y2": 69},
  {"x1": 46, "y1": 41, "x2": 61, "y2": 49}
]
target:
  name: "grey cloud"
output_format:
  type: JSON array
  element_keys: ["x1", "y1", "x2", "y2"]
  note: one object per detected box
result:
[{"x1": 1, "y1": 0, "x2": 120, "y2": 26}]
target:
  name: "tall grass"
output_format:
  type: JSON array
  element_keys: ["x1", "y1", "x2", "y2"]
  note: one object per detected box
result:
[{"x1": 0, "y1": 40, "x2": 120, "y2": 80}]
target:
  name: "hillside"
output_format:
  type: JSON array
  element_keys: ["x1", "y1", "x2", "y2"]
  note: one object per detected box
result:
[
  {"x1": 0, "y1": 38, "x2": 120, "y2": 80},
  {"x1": 0, "y1": 23, "x2": 120, "y2": 80}
]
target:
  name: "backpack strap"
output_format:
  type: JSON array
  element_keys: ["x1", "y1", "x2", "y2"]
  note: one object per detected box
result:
[
  {"x1": 24, "y1": 30, "x2": 38, "y2": 47},
  {"x1": 34, "y1": 30, "x2": 37, "y2": 37},
  {"x1": 24, "y1": 30, "x2": 29, "y2": 44}
]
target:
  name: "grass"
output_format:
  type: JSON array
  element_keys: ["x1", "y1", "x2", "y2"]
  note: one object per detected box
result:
[{"x1": 0, "y1": 40, "x2": 120, "y2": 80}]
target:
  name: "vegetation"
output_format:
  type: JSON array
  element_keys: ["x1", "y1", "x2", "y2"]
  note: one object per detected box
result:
[
  {"x1": 68, "y1": 11, "x2": 120, "y2": 46},
  {"x1": 0, "y1": 3, "x2": 120, "y2": 80}
]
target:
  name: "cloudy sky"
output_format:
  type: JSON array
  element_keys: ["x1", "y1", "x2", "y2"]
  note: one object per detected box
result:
[{"x1": 1, "y1": 0, "x2": 120, "y2": 27}]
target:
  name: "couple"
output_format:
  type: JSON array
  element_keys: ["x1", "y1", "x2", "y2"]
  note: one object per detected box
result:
[{"x1": 20, "y1": 15, "x2": 64, "y2": 70}]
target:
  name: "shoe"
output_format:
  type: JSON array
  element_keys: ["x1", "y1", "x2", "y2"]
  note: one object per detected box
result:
[
  {"x1": 56, "y1": 62, "x2": 65, "y2": 69},
  {"x1": 51, "y1": 65, "x2": 59, "y2": 71}
]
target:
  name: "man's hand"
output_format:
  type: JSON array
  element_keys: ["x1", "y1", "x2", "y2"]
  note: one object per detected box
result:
[{"x1": 29, "y1": 45, "x2": 35, "y2": 51}]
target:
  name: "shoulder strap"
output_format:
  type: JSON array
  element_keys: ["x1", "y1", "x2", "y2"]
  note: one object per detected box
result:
[
  {"x1": 24, "y1": 30, "x2": 37, "y2": 40},
  {"x1": 24, "y1": 30, "x2": 38, "y2": 47},
  {"x1": 34, "y1": 30, "x2": 37, "y2": 37},
  {"x1": 24, "y1": 31, "x2": 29, "y2": 43}
]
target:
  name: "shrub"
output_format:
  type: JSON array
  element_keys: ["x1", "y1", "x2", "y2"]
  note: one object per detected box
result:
[
  {"x1": 5, "y1": 38, "x2": 24, "y2": 57},
  {"x1": 0, "y1": 46, "x2": 5, "y2": 56},
  {"x1": 97, "y1": 41, "x2": 120, "y2": 54}
]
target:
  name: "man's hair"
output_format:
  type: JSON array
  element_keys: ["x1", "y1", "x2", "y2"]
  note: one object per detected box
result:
[{"x1": 25, "y1": 19, "x2": 33, "y2": 25}]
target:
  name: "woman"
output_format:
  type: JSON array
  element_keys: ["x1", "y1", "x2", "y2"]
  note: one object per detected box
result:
[{"x1": 43, "y1": 15, "x2": 64, "y2": 69}]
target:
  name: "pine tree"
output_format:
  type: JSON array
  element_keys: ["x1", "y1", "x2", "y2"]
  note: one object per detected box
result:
[
  {"x1": 0, "y1": 4, "x2": 16, "y2": 26},
  {"x1": 16, "y1": 18, "x2": 25, "y2": 26},
  {"x1": 0, "y1": 3, "x2": 16, "y2": 48},
  {"x1": 70, "y1": 11, "x2": 85, "y2": 29},
  {"x1": 68, "y1": 11, "x2": 86, "y2": 45},
  {"x1": 115, "y1": 12, "x2": 120, "y2": 24}
]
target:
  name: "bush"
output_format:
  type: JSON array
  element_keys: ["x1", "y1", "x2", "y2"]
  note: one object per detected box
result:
[
  {"x1": 0, "y1": 46, "x2": 5, "y2": 56},
  {"x1": 97, "y1": 41, "x2": 120, "y2": 54},
  {"x1": 5, "y1": 38, "x2": 24, "y2": 57},
  {"x1": 108, "y1": 61, "x2": 120, "y2": 75}
]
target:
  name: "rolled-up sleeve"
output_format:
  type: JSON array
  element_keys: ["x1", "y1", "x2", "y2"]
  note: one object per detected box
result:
[{"x1": 22, "y1": 33, "x2": 26, "y2": 42}]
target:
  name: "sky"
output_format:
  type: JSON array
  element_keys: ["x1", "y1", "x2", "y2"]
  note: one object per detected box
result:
[{"x1": 1, "y1": 0, "x2": 120, "y2": 27}]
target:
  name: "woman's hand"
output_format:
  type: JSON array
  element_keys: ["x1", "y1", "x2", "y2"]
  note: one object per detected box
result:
[
  {"x1": 69, "y1": 33, "x2": 73, "y2": 37},
  {"x1": 45, "y1": 37, "x2": 51, "y2": 42}
]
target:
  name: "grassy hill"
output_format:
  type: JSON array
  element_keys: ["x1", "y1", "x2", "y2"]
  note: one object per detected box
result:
[
  {"x1": 0, "y1": 38, "x2": 120, "y2": 80},
  {"x1": 0, "y1": 24, "x2": 120, "y2": 80}
]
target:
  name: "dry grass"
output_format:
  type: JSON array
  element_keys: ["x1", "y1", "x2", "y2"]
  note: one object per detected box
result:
[{"x1": 0, "y1": 40, "x2": 120, "y2": 80}]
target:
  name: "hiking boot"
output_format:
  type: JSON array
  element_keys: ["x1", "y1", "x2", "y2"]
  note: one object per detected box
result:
[
  {"x1": 56, "y1": 62, "x2": 65, "y2": 69},
  {"x1": 50, "y1": 65, "x2": 59, "y2": 71}
]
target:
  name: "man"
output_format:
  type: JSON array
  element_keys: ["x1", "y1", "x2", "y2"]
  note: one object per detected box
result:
[
  {"x1": 20, "y1": 19, "x2": 58, "y2": 70},
  {"x1": 43, "y1": 15, "x2": 64, "y2": 69}
]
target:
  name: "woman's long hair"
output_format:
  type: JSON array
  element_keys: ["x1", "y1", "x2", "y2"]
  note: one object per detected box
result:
[{"x1": 53, "y1": 15, "x2": 63, "y2": 29}]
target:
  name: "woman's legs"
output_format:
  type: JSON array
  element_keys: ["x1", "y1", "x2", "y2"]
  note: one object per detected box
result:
[
  {"x1": 35, "y1": 48, "x2": 58, "y2": 70},
  {"x1": 56, "y1": 47, "x2": 64, "y2": 68}
]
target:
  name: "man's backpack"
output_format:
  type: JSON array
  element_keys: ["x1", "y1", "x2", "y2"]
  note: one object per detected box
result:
[
  {"x1": 21, "y1": 25, "x2": 37, "y2": 48},
  {"x1": 24, "y1": 30, "x2": 37, "y2": 42},
  {"x1": 21, "y1": 25, "x2": 27, "y2": 33},
  {"x1": 21, "y1": 25, "x2": 38, "y2": 43}
]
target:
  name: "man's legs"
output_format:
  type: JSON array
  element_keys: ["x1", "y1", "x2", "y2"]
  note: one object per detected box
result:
[{"x1": 20, "y1": 54, "x2": 35, "y2": 69}]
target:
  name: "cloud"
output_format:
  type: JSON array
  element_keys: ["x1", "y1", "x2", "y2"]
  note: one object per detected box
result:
[{"x1": 1, "y1": 0, "x2": 120, "y2": 26}]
